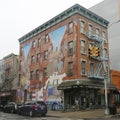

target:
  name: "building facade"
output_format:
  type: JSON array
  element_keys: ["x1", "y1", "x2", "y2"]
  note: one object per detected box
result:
[
  {"x1": 0, "y1": 53, "x2": 19, "y2": 104},
  {"x1": 90, "y1": 0, "x2": 120, "y2": 71},
  {"x1": 18, "y1": 4, "x2": 114, "y2": 110}
]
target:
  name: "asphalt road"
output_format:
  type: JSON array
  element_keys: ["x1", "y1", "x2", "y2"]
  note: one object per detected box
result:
[{"x1": 0, "y1": 111, "x2": 120, "y2": 120}]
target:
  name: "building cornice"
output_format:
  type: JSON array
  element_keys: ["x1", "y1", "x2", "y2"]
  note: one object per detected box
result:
[{"x1": 18, "y1": 4, "x2": 109, "y2": 44}]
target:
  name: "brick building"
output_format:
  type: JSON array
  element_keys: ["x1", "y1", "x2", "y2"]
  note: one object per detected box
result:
[
  {"x1": 0, "y1": 53, "x2": 19, "y2": 104},
  {"x1": 18, "y1": 4, "x2": 115, "y2": 109}
]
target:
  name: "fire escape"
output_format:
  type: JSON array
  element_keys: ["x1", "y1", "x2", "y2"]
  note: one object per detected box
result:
[{"x1": 87, "y1": 31, "x2": 109, "y2": 80}]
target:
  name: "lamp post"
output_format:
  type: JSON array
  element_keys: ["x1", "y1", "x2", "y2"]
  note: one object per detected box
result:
[
  {"x1": 104, "y1": 73, "x2": 109, "y2": 115},
  {"x1": 103, "y1": 19, "x2": 120, "y2": 115}
]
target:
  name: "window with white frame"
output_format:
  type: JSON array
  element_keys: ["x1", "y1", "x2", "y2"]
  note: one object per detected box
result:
[
  {"x1": 81, "y1": 60, "x2": 86, "y2": 75},
  {"x1": 96, "y1": 28, "x2": 100, "y2": 37},
  {"x1": 81, "y1": 40, "x2": 86, "y2": 54},
  {"x1": 38, "y1": 38, "x2": 41, "y2": 46},
  {"x1": 80, "y1": 20, "x2": 85, "y2": 33},
  {"x1": 90, "y1": 62, "x2": 94, "y2": 76},
  {"x1": 103, "y1": 48, "x2": 107, "y2": 58},
  {"x1": 68, "y1": 22, "x2": 73, "y2": 33},
  {"x1": 88, "y1": 24, "x2": 93, "y2": 35},
  {"x1": 102, "y1": 31, "x2": 107, "y2": 42},
  {"x1": 89, "y1": 42, "x2": 94, "y2": 48}
]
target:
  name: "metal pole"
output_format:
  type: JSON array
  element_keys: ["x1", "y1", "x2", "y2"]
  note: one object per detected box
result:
[{"x1": 104, "y1": 74, "x2": 109, "y2": 115}]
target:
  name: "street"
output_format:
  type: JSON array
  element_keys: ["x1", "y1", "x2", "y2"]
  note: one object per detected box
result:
[{"x1": 0, "y1": 111, "x2": 120, "y2": 120}]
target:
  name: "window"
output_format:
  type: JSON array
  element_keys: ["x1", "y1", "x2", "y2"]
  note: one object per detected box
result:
[
  {"x1": 31, "y1": 55, "x2": 35, "y2": 63},
  {"x1": 68, "y1": 62, "x2": 73, "y2": 76},
  {"x1": 53, "y1": 79, "x2": 58, "y2": 86},
  {"x1": 30, "y1": 71, "x2": 34, "y2": 80},
  {"x1": 36, "y1": 69, "x2": 39, "y2": 80},
  {"x1": 32, "y1": 41, "x2": 36, "y2": 48},
  {"x1": 96, "y1": 28, "x2": 100, "y2": 37},
  {"x1": 89, "y1": 43, "x2": 94, "y2": 48},
  {"x1": 43, "y1": 67, "x2": 47, "y2": 76},
  {"x1": 38, "y1": 38, "x2": 41, "y2": 46},
  {"x1": 81, "y1": 40, "x2": 86, "y2": 54},
  {"x1": 80, "y1": 20, "x2": 85, "y2": 33},
  {"x1": 44, "y1": 51, "x2": 48, "y2": 60},
  {"x1": 68, "y1": 41, "x2": 73, "y2": 55},
  {"x1": 37, "y1": 53, "x2": 40, "y2": 61},
  {"x1": 45, "y1": 34, "x2": 48, "y2": 43},
  {"x1": 68, "y1": 22, "x2": 73, "y2": 33},
  {"x1": 102, "y1": 31, "x2": 106, "y2": 42},
  {"x1": 90, "y1": 63, "x2": 94, "y2": 76},
  {"x1": 103, "y1": 48, "x2": 108, "y2": 58},
  {"x1": 81, "y1": 60, "x2": 86, "y2": 75},
  {"x1": 88, "y1": 24, "x2": 93, "y2": 35}
]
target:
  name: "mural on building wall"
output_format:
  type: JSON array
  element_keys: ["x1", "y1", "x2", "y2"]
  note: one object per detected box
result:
[
  {"x1": 20, "y1": 19, "x2": 77, "y2": 104},
  {"x1": 47, "y1": 26, "x2": 66, "y2": 75}
]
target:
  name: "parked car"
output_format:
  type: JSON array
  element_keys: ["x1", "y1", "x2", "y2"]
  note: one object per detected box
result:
[
  {"x1": 3, "y1": 102, "x2": 18, "y2": 113},
  {"x1": 0, "y1": 103, "x2": 3, "y2": 111},
  {"x1": 18, "y1": 101, "x2": 47, "y2": 117}
]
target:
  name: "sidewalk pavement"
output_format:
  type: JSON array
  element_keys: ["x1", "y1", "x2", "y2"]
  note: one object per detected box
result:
[{"x1": 47, "y1": 108, "x2": 120, "y2": 119}]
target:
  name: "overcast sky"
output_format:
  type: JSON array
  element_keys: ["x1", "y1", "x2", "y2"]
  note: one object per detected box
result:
[{"x1": 0, "y1": 0, "x2": 103, "y2": 59}]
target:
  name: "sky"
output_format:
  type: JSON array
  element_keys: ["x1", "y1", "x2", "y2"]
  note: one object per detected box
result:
[{"x1": 0, "y1": 0, "x2": 103, "y2": 60}]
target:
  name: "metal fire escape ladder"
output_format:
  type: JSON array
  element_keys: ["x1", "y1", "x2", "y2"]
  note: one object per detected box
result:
[{"x1": 87, "y1": 31, "x2": 108, "y2": 80}]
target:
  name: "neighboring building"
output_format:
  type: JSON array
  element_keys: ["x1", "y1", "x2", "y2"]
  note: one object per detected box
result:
[
  {"x1": 0, "y1": 59, "x2": 4, "y2": 84},
  {"x1": 110, "y1": 70, "x2": 120, "y2": 104},
  {"x1": 1, "y1": 53, "x2": 19, "y2": 104},
  {"x1": 90, "y1": 0, "x2": 120, "y2": 71},
  {"x1": 18, "y1": 4, "x2": 115, "y2": 109}
]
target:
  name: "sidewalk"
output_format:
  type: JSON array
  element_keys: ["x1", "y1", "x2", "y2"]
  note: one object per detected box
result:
[{"x1": 47, "y1": 108, "x2": 120, "y2": 119}]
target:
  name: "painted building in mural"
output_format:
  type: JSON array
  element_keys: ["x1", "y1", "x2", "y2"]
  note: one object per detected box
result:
[{"x1": 18, "y1": 4, "x2": 116, "y2": 109}]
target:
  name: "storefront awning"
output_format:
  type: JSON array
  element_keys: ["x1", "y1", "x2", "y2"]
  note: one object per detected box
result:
[{"x1": 57, "y1": 79, "x2": 117, "y2": 90}]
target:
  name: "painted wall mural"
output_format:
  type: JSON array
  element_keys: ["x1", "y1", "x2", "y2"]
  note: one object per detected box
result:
[{"x1": 20, "y1": 20, "x2": 77, "y2": 104}]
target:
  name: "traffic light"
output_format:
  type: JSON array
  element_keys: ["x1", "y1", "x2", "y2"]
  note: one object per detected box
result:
[
  {"x1": 88, "y1": 47, "x2": 93, "y2": 57},
  {"x1": 94, "y1": 47, "x2": 100, "y2": 57}
]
